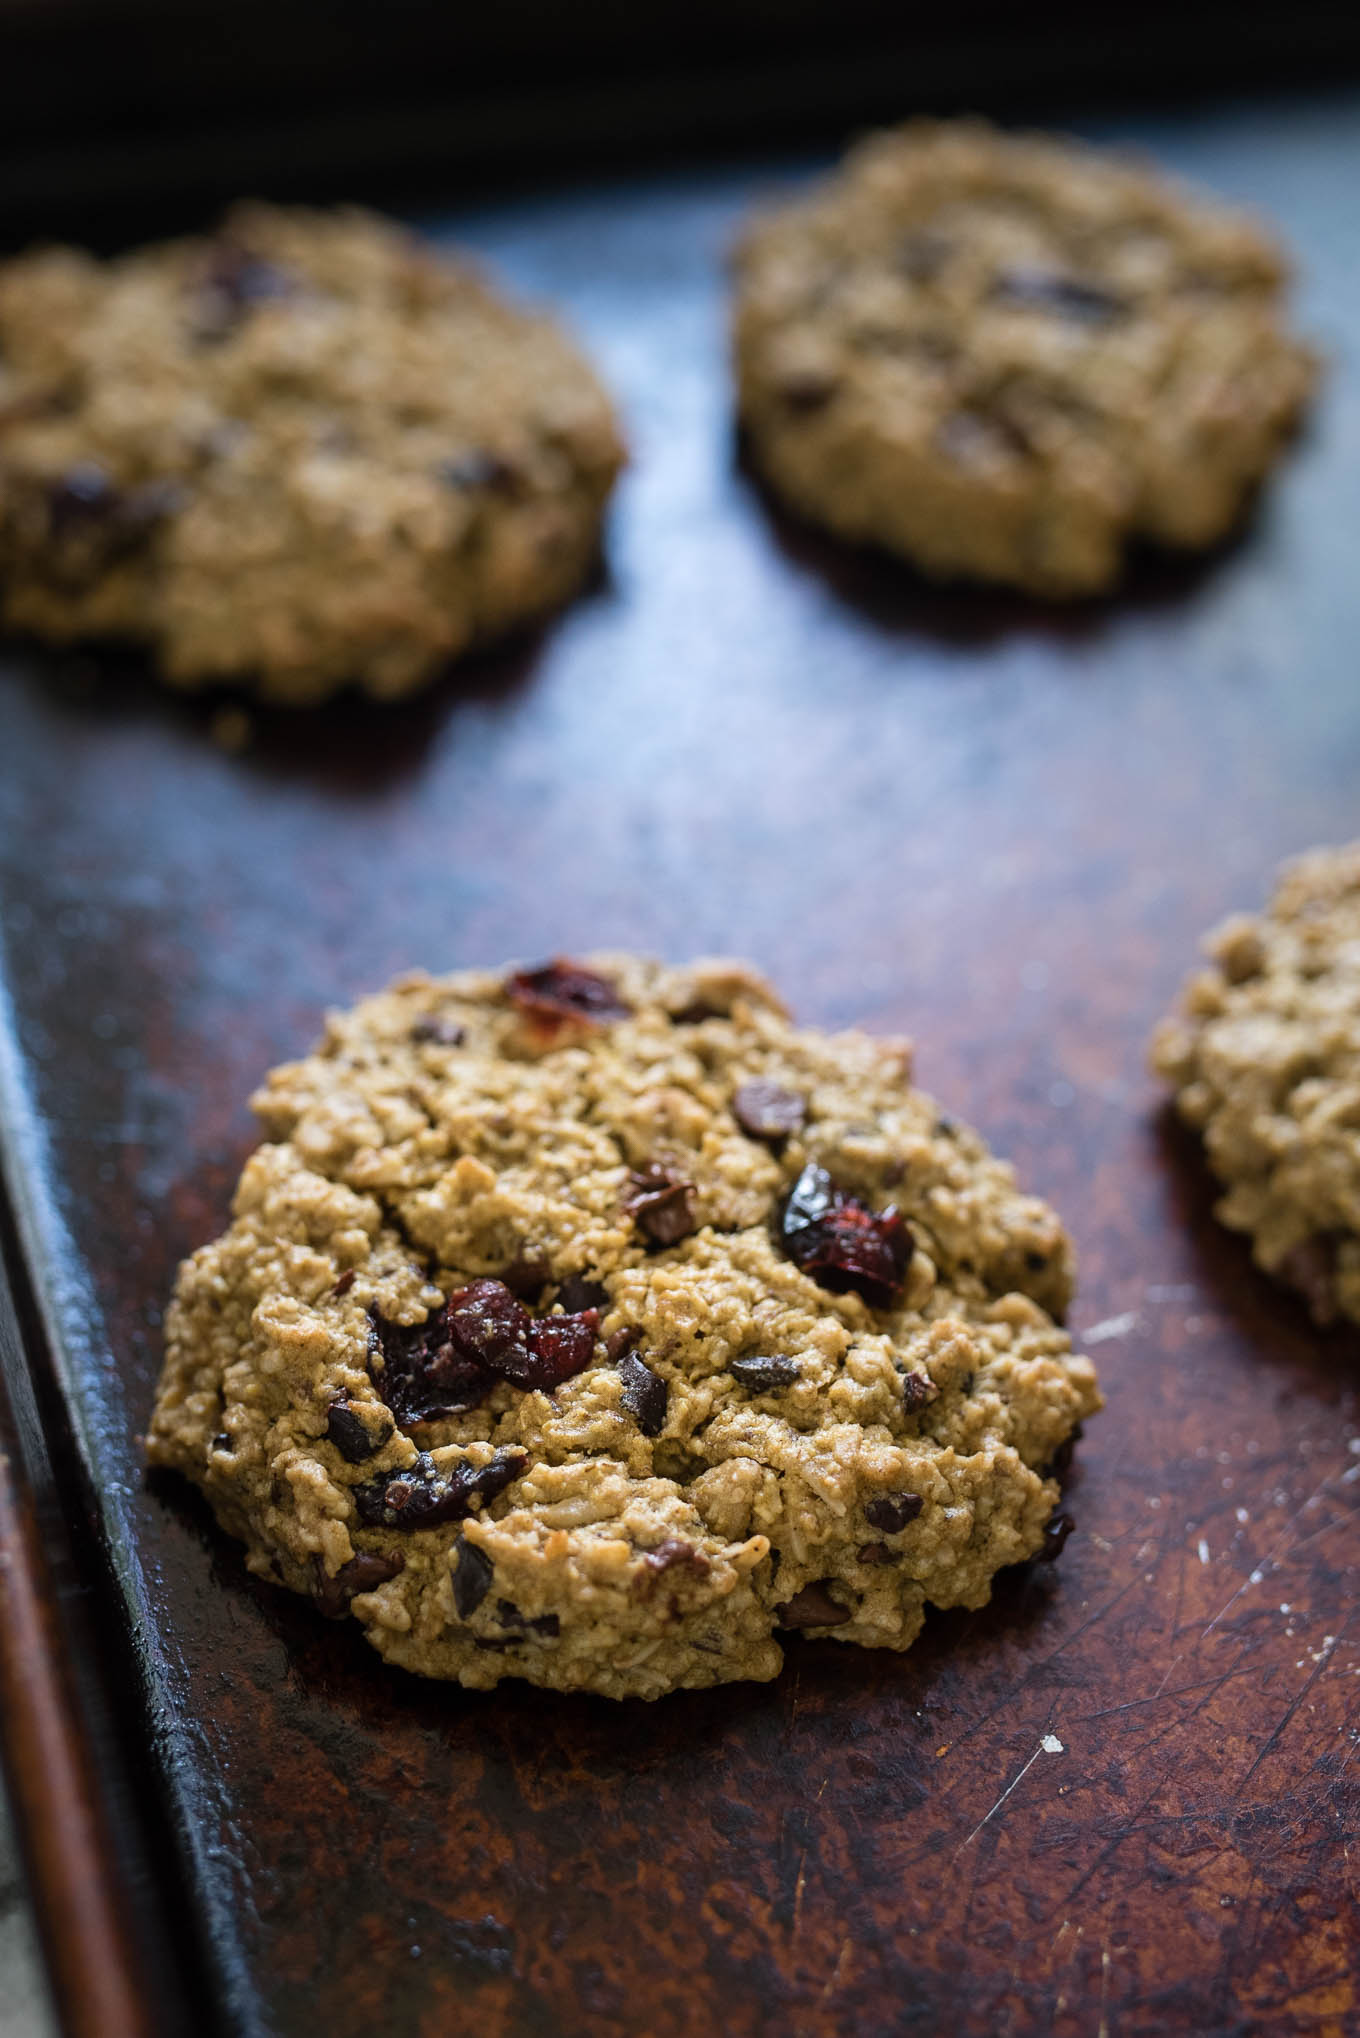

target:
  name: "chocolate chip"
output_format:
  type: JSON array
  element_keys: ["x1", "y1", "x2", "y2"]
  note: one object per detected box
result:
[
  {"x1": 451, "y1": 1538, "x2": 494, "y2": 1618},
  {"x1": 777, "y1": 1163, "x2": 910, "y2": 1307},
  {"x1": 1025, "y1": 1250, "x2": 1049, "y2": 1273},
  {"x1": 1036, "y1": 1510, "x2": 1075, "y2": 1562},
  {"x1": 436, "y1": 449, "x2": 522, "y2": 493},
  {"x1": 993, "y1": 267, "x2": 1126, "y2": 324},
  {"x1": 325, "y1": 1395, "x2": 393, "y2": 1465},
  {"x1": 730, "y1": 1355, "x2": 801, "y2": 1391},
  {"x1": 624, "y1": 1164, "x2": 698, "y2": 1248},
  {"x1": 495, "y1": 1598, "x2": 560, "y2": 1637},
  {"x1": 410, "y1": 1014, "x2": 465, "y2": 1046},
  {"x1": 733, "y1": 1080, "x2": 807, "y2": 1144},
  {"x1": 901, "y1": 1371, "x2": 937, "y2": 1414},
  {"x1": 332, "y1": 1269, "x2": 356, "y2": 1297},
  {"x1": 507, "y1": 960, "x2": 631, "y2": 1030},
  {"x1": 557, "y1": 1275, "x2": 610, "y2": 1315},
  {"x1": 314, "y1": 1550, "x2": 405, "y2": 1619},
  {"x1": 775, "y1": 1581, "x2": 852, "y2": 1629},
  {"x1": 605, "y1": 1324, "x2": 642, "y2": 1364},
  {"x1": 865, "y1": 1492, "x2": 923, "y2": 1534},
  {"x1": 617, "y1": 1351, "x2": 667, "y2": 1436},
  {"x1": 353, "y1": 1446, "x2": 527, "y2": 1530}
]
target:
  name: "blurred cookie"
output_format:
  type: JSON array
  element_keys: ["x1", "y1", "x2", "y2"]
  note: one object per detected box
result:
[
  {"x1": 1153, "y1": 844, "x2": 1360, "y2": 1326},
  {"x1": 0, "y1": 205, "x2": 624, "y2": 703},
  {"x1": 149, "y1": 953, "x2": 1100, "y2": 1699},
  {"x1": 733, "y1": 120, "x2": 1317, "y2": 595}
]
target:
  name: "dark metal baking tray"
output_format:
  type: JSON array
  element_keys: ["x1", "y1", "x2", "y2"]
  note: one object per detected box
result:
[{"x1": 2, "y1": 86, "x2": 1359, "y2": 2038}]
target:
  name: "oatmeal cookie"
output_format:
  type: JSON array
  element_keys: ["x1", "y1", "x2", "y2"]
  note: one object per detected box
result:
[
  {"x1": 0, "y1": 205, "x2": 624, "y2": 703},
  {"x1": 733, "y1": 120, "x2": 1317, "y2": 596},
  {"x1": 1154, "y1": 845, "x2": 1360, "y2": 1328},
  {"x1": 149, "y1": 955, "x2": 1101, "y2": 1698}
]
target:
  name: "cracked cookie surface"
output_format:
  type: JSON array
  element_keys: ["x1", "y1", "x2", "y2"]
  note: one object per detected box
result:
[
  {"x1": 1153, "y1": 844, "x2": 1360, "y2": 1328},
  {"x1": 0, "y1": 205, "x2": 624, "y2": 703},
  {"x1": 733, "y1": 119, "x2": 1317, "y2": 596},
  {"x1": 149, "y1": 955, "x2": 1101, "y2": 1698}
]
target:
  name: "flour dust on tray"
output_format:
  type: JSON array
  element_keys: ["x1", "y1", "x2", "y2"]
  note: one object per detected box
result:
[{"x1": 149, "y1": 955, "x2": 1101, "y2": 1698}]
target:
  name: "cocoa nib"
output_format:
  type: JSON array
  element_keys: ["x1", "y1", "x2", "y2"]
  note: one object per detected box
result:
[
  {"x1": 325, "y1": 1395, "x2": 394, "y2": 1465},
  {"x1": 993, "y1": 267, "x2": 1125, "y2": 324},
  {"x1": 314, "y1": 1550, "x2": 405, "y2": 1619},
  {"x1": 368, "y1": 1281, "x2": 599, "y2": 1425},
  {"x1": 730, "y1": 1355, "x2": 801, "y2": 1391},
  {"x1": 624, "y1": 1164, "x2": 698, "y2": 1247},
  {"x1": 777, "y1": 1163, "x2": 910, "y2": 1306},
  {"x1": 733, "y1": 1080, "x2": 807, "y2": 1144},
  {"x1": 451, "y1": 1538, "x2": 494, "y2": 1618},
  {"x1": 1036, "y1": 1510, "x2": 1075, "y2": 1562},
  {"x1": 775, "y1": 1581, "x2": 852, "y2": 1629},
  {"x1": 410, "y1": 1013, "x2": 465, "y2": 1046},
  {"x1": 507, "y1": 960, "x2": 631, "y2": 1031},
  {"x1": 353, "y1": 1446, "x2": 527, "y2": 1530},
  {"x1": 900, "y1": 1370, "x2": 937, "y2": 1414},
  {"x1": 865, "y1": 1492, "x2": 923, "y2": 1534},
  {"x1": 617, "y1": 1350, "x2": 668, "y2": 1436}
]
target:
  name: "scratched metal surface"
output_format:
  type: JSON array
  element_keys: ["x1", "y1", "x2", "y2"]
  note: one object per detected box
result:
[{"x1": 1, "y1": 89, "x2": 1359, "y2": 2038}]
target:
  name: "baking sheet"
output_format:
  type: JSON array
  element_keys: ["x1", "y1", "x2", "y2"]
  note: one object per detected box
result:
[{"x1": 1, "y1": 88, "x2": 1359, "y2": 2037}]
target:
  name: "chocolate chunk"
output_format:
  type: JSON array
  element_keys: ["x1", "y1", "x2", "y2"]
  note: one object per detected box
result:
[
  {"x1": 499, "y1": 1251, "x2": 550, "y2": 1302},
  {"x1": 557, "y1": 1275, "x2": 610, "y2": 1315},
  {"x1": 507, "y1": 960, "x2": 631, "y2": 1030},
  {"x1": 642, "y1": 1539, "x2": 709, "y2": 1577},
  {"x1": 777, "y1": 1162, "x2": 910, "y2": 1307},
  {"x1": 353, "y1": 1446, "x2": 527, "y2": 1530},
  {"x1": 325, "y1": 1395, "x2": 393, "y2": 1465},
  {"x1": 901, "y1": 1371, "x2": 937, "y2": 1414},
  {"x1": 993, "y1": 267, "x2": 1126, "y2": 324},
  {"x1": 410, "y1": 1014, "x2": 465, "y2": 1046},
  {"x1": 857, "y1": 1542, "x2": 895, "y2": 1566},
  {"x1": 369, "y1": 1282, "x2": 598, "y2": 1425},
  {"x1": 495, "y1": 1598, "x2": 560, "y2": 1637},
  {"x1": 451, "y1": 1538, "x2": 494, "y2": 1618},
  {"x1": 332, "y1": 1268, "x2": 356, "y2": 1297},
  {"x1": 436, "y1": 449, "x2": 522, "y2": 493},
  {"x1": 445, "y1": 1278, "x2": 535, "y2": 1375},
  {"x1": 605, "y1": 1324, "x2": 642, "y2": 1363},
  {"x1": 368, "y1": 1303, "x2": 493, "y2": 1426},
  {"x1": 730, "y1": 1355, "x2": 801, "y2": 1391},
  {"x1": 733, "y1": 1080, "x2": 807, "y2": 1143},
  {"x1": 624, "y1": 1164, "x2": 698, "y2": 1247},
  {"x1": 775, "y1": 1581, "x2": 852, "y2": 1629},
  {"x1": 314, "y1": 1550, "x2": 405, "y2": 1619},
  {"x1": 1036, "y1": 1510, "x2": 1075, "y2": 1562},
  {"x1": 865, "y1": 1492, "x2": 923, "y2": 1534},
  {"x1": 617, "y1": 1350, "x2": 667, "y2": 1436}
]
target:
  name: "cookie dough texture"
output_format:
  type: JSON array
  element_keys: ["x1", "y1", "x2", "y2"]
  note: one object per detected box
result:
[
  {"x1": 150, "y1": 956, "x2": 1100, "y2": 1699},
  {"x1": 0, "y1": 205, "x2": 624, "y2": 703},
  {"x1": 733, "y1": 120, "x2": 1317, "y2": 595},
  {"x1": 1154, "y1": 844, "x2": 1360, "y2": 1328}
]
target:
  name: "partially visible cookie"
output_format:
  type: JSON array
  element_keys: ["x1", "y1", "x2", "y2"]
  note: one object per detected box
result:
[
  {"x1": 149, "y1": 953, "x2": 1100, "y2": 1700},
  {"x1": 0, "y1": 205, "x2": 624, "y2": 703},
  {"x1": 1153, "y1": 844, "x2": 1360, "y2": 1326},
  {"x1": 733, "y1": 119, "x2": 1317, "y2": 596}
]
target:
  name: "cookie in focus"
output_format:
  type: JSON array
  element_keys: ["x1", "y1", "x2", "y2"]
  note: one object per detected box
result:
[
  {"x1": 733, "y1": 119, "x2": 1317, "y2": 596},
  {"x1": 0, "y1": 205, "x2": 625, "y2": 703}
]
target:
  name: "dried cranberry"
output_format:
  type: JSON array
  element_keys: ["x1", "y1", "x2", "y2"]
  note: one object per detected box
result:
[
  {"x1": 865, "y1": 1493, "x2": 923, "y2": 1534},
  {"x1": 523, "y1": 1309, "x2": 599, "y2": 1389},
  {"x1": 993, "y1": 268, "x2": 1125, "y2": 324},
  {"x1": 901, "y1": 1371, "x2": 937, "y2": 1414},
  {"x1": 730, "y1": 1355, "x2": 801, "y2": 1391},
  {"x1": 314, "y1": 1550, "x2": 405, "y2": 1619},
  {"x1": 775, "y1": 1581, "x2": 852, "y2": 1629},
  {"x1": 777, "y1": 1163, "x2": 910, "y2": 1307},
  {"x1": 451, "y1": 1538, "x2": 494, "y2": 1618},
  {"x1": 410, "y1": 1014, "x2": 465, "y2": 1046},
  {"x1": 325, "y1": 1395, "x2": 393, "y2": 1465},
  {"x1": 624, "y1": 1164, "x2": 698, "y2": 1247},
  {"x1": 1036, "y1": 1510, "x2": 1075, "y2": 1562},
  {"x1": 368, "y1": 1304, "x2": 492, "y2": 1426},
  {"x1": 353, "y1": 1446, "x2": 527, "y2": 1530},
  {"x1": 733, "y1": 1080, "x2": 807, "y2": 1143},
  {"x1": 617, "y1": 1351, "x2": 667, "y2": 1436},
  {"x1": 507, "y1": 961, "x2": 631, "y2": 1031}
]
